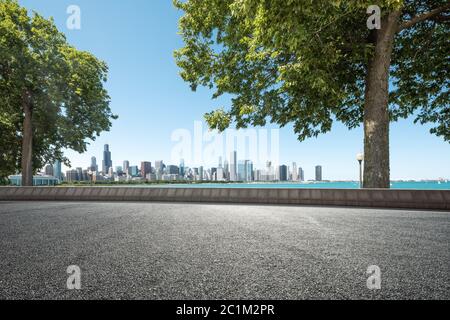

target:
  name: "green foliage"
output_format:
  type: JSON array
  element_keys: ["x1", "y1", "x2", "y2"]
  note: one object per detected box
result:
[
  {"x1": 0, "y1": 0, "x2": 117, "y2": 179},
  {"x1": 174, "y1": 0, "x2": 449, "y2": 140}
]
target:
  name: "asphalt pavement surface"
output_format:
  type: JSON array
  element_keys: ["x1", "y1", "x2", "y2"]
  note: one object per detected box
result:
[{"x1": 0, "y1": 202, "x2": 448, "y2": 300}]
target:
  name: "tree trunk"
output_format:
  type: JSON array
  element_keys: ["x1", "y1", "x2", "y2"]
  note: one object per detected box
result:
[
  {"x1": 21, "y1": 91, "x2": 33, "y2": 187},
  {"x1": 363, "y1": 11, "x2": 400, "y2": 189}
]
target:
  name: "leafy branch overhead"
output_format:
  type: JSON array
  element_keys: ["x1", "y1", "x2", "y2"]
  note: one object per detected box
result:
[{"x1": 174, "y1": 0, "x2": 449, "y2": 141}]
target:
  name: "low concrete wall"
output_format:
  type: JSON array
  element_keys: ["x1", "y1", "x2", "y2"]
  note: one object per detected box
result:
[{"x1": 0, "y1": 187, "x2": 449, "y2": 210}]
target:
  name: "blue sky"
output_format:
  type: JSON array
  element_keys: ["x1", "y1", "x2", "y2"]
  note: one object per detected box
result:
[{"x1": 19, "y1": 0, "x2": 449, "y2": 180}]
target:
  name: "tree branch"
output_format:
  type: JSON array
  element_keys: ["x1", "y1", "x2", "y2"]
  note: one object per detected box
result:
[{"x1": 397, "y1": 3, "x2": 450, "y2": 32}]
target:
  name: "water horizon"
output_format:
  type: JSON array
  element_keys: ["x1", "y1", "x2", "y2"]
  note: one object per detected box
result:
[{"x1": 117, "y1": 180, "x2": 450, "y2": 190}]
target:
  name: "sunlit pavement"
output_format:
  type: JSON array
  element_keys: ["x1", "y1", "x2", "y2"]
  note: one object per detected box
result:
[{"x1": 0, "y1": 202, "x2": 448, "y2": 300}]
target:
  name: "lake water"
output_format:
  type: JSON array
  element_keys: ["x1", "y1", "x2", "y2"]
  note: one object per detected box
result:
[{"x1": 139, "y1": 181, "x2": 450, "y2": 190}]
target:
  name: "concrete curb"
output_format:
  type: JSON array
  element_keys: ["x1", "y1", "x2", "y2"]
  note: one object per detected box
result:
[{"x1": 0, "y1": 187, "x2": 449, "y2": 210}]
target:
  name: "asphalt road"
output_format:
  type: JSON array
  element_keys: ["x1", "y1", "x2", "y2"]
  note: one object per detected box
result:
[{"x1": 0, "y1": 202, "x2": 448, "y2": 300}]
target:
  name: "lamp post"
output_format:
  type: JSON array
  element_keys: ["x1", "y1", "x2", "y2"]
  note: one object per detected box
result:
[{"x1": 356, "y1": 153, "x2": 364, "y2": 188}]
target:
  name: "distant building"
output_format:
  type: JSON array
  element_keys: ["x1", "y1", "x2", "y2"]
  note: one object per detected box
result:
[
  {"x1": 129, "y1": 166, "x2": 139, "y2": 177},
  {"x1": 315, "y1": 165, "x2": 323, "y2": 181},
  {"x1": 180, "y1": 159, "x2": 185, "y2": 178},
  {"x1": 217, "y1": 167, "x2": 225, "y2": 181},
  {"x1": 44, "y1": 164, "x2": 54, "y2": 177},
  {"x1": 279, "y1": 165, "x2": 288, "y2": 181},
  {"x1": 199, "y1": 166, "x2": 204, "y2": 181},
  {"x1": 90, "y1": 157, "x2": 98, "y2": 172},
  {"x1": 76, "y1": 167, "x2": 84, "y2": 181},
  {"x1": 230, "y1": 151, "x2": 237, "y2": 181},
  {"x1": 53, "y1": 160, "x2": 62, "y2": 181},
  {"x1": 102, "y1": 144, "x2": 112, "y2": 174},
  {"x1": 123, "y1": 160, "x2": 130, "y2": 174},
  {"x1": 167, "y1": 165, "x2": 179, "y2": 175},
  {"x1": 155, "y1": 160, "x2": 165, "y2": 177},
  {"x1": 299, "y1": 167, "x2": 305, "y2": 182},
  {"x1": 141, "y1": 162, "x2": 152, "y2": 177},
  {"x1": 246, "y1": 161, "x2": 253, "y2": 182},
  {"x1": 9, "y1": 175, "x2": 59, "y2": 186},
  {"x1": 223, "y1": 160, "x2": 229, "y2": 181},
  {"x1": 66, "y1": 170, "x2": 78, "y2": 182},
  {"x1": 292, "y1": 162, "x2": 298, "y2": 181},
  {"x1": 211, "y1": 167, "x2": 217, "y2": 181}
]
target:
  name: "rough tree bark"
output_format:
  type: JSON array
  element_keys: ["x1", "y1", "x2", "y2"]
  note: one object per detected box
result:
[
  {"x1": 21, "y1": 90, "x2": 33, "y2": 187},
  {"x1": 363, "y1": 11, "x2": 401, "y2": 189}
]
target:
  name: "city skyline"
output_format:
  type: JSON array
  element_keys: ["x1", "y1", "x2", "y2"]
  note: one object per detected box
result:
[
  {"x1": 18, "y1": 0, "x2": 450, "y2": 181},
  {"x1": 59, "y1": 144, "x2": 321, "y2": 183}
]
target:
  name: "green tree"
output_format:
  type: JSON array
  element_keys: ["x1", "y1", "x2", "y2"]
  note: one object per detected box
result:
[
  {"x1": 174, "y1": 0, "x2": 449, "y2": 188},
  {"x1": 0, "y1": 0, "x2": 117, "y2": 185}
]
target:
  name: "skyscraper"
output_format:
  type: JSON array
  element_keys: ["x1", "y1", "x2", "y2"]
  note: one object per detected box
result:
[
  {"x1": 279, "y1": 165, "x2": 288, "y2": 181},
  {"x1": 66, "y1": 170, "x2": 78, "y2": 182},
  {"x1": 245, "y1": 160, "x2": 253, "y2": 182},
  {"x1": 102, "y1": 144, "x2": 112, "y2": 175},
  {"x1": 140, "y1": 162, "x2": 152, "y2": 177},
  {"x1": 90, "y1": 157, "x2": 98, "y2": 172},
  {"x1": 199, "y1": 166, "x2": 204, "y2": 181},
  {"x1": 299, "y1": 167, "x2": 305, "y2": 182},
  {"x1": 155, "y1": 160, "x2": 165, "y2": 176},
  {"x1": 223, "y1": 160, "x2": 229, "y2": 181},
  {"x1": 123, "y1": 160, "x2": 130, "y2": 174},
  {"x1": 129, "y1": 166, "x2": 139, "y2": 177},
  {"x1": 167, "y1": 165, "x2": 179, "y2": 175},
  {"x1": 180, "y1": 159, "x2": 185, "y2": 178},
  {"x1": 44, "y1": 164, "x2": 54, "y2": 177},
  {"x1": 76, "y1": 167, "x2": 84, "y2": 181},
  {"x1": 237, "y1": 160, "x2": 246, "y2": 181},
  {"x1": 292, "y1": 162, "x2": 298, "y2": 181},
  {"x1": 53, "y1": 160, "x2": 62, "y2": 181},
  {"x1": 230, "y1": 151, "x2": 237, "y2": 181},
  {"x1": 315, "y1": 165, "x2": 323, "y2": 181}
]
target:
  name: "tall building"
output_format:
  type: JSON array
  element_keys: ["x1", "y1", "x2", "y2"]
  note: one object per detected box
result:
[
  {"x1": 299, "y1": 167, "x2": 305, "y2": 182},
  {"x1": 223, "y1": 160, "x2": 229, "y2": 181},
  {"x1": 315, "y1": 165, "x2": 323, "y2": 181},
  {"x1": 230, "y1": 151, "x2": 237, "y2": 181},
  {"x1": 199, "y1": 166, "x2": 204, "y2": 181},
  {"x1": 217, "y1": 167, "x2": 224, "y2": 181},
  {"x1": 123, "y1": 160, "x2": 130, "y2": 174},
  {"x1": 102, "y1": 144, "x2": 112, "y2": 174},
  {"x1": 167, "y1": 165, "x2": 179, "y2": 175},
  {"x1": 129, "y1": 166, "x2": 139, "y2": 177},
  {"x1": 155, "y1": 160, "x2": 165, "y2": 176},
  {"x1": 180, "y1": 159, "x2": 185, "y2": 178},
  {"x1": 53, "y1": 160, "x2": 62, "y2": 181},
  {"x1": 245, "y1": 160, "x2": 253, "y2": 182},
  {"x1": 90, "y1": 157, "x2": 98, "y2": 172},
  {"x1": 140, "y1": 162, "x2": 152, "y2": 177},
  {"x1": 238, "y1": 160, "x2": 253, "y2": 182},
  {"x1": 279, "y1": 165, "x2": 288, "y2": 181},
  {"x1": 66, "y1": 170, "x2": 78, "y2": 182},
  {"x1": 237, "y1": 160, "x2": 246, "y2": 181},
  {"x1": 292, "y1": 162, "x2": 298, "y2": 181},
  {"x1": 44, "y1": 164, "x2": 54, "y2": 177},
  {"x1": 76, "y1": 167, "x2": 84, "y2": 181},
  {"x1": 211, "y1": 167, "x2": 217, "y2": 181}
]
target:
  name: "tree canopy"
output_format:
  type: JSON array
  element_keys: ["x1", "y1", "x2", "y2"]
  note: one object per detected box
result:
[
  {"x1": 174, "y1": 0, "x2": 449, "y2": 141},
  {"x1": 0, "y1": 0, "x2": 117, "y2": 182}
]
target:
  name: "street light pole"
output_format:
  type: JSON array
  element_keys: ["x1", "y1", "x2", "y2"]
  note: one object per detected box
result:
[{"x1": 356, "y1": 153, "x2": 364, "y2": 188}]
